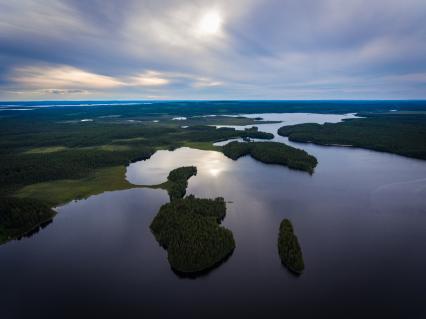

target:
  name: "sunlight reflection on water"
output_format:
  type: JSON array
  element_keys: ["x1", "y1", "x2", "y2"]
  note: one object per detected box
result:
[{"x1": 126, "y1": 147, "x2": 232, "y2": 185}]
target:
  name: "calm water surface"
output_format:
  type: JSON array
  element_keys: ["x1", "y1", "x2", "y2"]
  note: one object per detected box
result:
[{"x1": 1, "y1": 114, "x2": 426, "y2": 319}]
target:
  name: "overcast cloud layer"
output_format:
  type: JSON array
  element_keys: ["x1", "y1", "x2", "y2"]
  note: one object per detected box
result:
[{"x1": 0, "y1": 0, "x2": 425, "y2": 100}]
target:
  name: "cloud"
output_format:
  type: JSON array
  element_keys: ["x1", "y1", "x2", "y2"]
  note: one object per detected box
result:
[
  {"x1": 130, "y1": 71, "x2": 170, "y2": 87},
  {"x1": 7, "y1": 64, "x2": 225, "y2": 97},
  {"x1": 11, "y1": 65, "x2": 124, "y2": 89},
  {"x1": 192, "y1": 78, "x2": 223, "y2": 88},
  {"x1": 0, "y1": 0, "x2": 426, "y2": 100}
]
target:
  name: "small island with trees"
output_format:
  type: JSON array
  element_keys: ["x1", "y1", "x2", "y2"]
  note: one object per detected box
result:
[
  {"x1": 150, "y1": 166, "x2": 235, "y2": 274},
  {"x1": 278, "y1": 219, "x2": 305, "y2": 275},
  {"x1": 162, "y1": 166, "x2": 197, "y2": 201},
  {"x1": 222, "y1": 141, "x2": 318, "y2": 173}
]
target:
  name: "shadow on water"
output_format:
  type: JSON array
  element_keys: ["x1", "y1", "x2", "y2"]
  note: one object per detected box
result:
[
  {"x1": 280, "y1": 261, "x2": 303, "y2": 277},
  {"x1": 171, "y1": 249, "x2": 235, "y2": 279},
  {"x1": 17, "y1": 219, "x2": 54, "y2": 241}
]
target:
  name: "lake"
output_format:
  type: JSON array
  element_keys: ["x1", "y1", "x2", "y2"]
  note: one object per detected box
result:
[{"x1": 1, "y1": 113, "x2": 425, "y2": 319}]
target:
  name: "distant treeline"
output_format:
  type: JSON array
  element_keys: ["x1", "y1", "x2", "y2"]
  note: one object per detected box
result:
[
  {"x1": 1, "y1": 100, "x2": 425, "y2": 122},
  {"x1": 223, "y1": 141, "x2": 318, "y2": 173},
  {"x1": 278, "y1": 114, "x2": 426, "y2": 160}
]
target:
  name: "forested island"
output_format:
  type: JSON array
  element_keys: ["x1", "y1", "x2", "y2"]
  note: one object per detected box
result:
[
  {"x1": 150, "y1": 166, "x2": 235, "y2": 274},
  {"x1": 0, "y1": 197, "x2": 56, "y2": 244},
  {"x1": 278, "y1": 219, "x2": 304, "y2": 275},
  {"x1": 223, "y1": 141, "x2": 318, "y2": 173},
  {"x1": 278, "y1": 114, "x2": 426, "y2": 160},
  {"x1": 162, "y1": 166, "x2": 197, "y2": 201}
]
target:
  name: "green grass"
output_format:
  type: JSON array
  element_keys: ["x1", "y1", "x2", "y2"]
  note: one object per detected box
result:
[
  {"x1": 15, "y1": 166, "x2": 138, "y2": 206},
  {"x1": 24, "y1": 146, "x2": 69, "y2": 154},
  {"x1": 181, "y1": 141, "x2": 221, "y2": 151},
  {"x1": 24, "y1": 144, "x2": 132, "y2": 154},
  {"x1": 111, "y1": 136, "x2": 146, "y2": 143}
]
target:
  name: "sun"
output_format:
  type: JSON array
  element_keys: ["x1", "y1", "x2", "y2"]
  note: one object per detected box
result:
[{"x1": 197, "y1": 11, "x2": 223, "y2": 36}]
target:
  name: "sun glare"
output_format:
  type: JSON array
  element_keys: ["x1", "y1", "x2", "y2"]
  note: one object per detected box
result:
[
  {"x1": 208, "y1": 168, "x2": 221, "y2": 177},
  {"x1": 197, "y1": 11, "x2": 222, "y2": 35}
]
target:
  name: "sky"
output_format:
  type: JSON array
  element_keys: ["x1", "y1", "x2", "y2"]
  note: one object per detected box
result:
[{"x1": 0, "y1": 0, "x2": 425, "y2": 101}]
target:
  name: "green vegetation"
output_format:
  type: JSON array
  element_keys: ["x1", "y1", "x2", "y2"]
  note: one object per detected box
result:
[
  {"x1": 1, "y1": 147, "x2": 155, "y2": 196},
  {"x1": 24, "y1": 146, "x2": 69, "y2": 154},
  {"x1": 0, "y1": 112, "x2": 274, "y2": 244},
  {"x1": 0, "y1": 121, "x2": 272, "y2": 197},
  {"x1": 278, "y1": 219, "x2": 304, "y2": 275},
  {"x1": 164, "y1": 166, "x2": 197, "y2": 201},
  {"x1": 150, "y1": 195, "x2": 234, "y2": 274},
  {"x1": 168, "y1": 166, "x2": 198, "y2": 183},
  {"x1": 3, "y1": 103, "x2": 424, "y2": 248},
  {"x1": 181, "y1": 141, "x2": 221, "y2": 151},
  {"x1": 0, "y1": 197, "x2": 56, "y2": 244},
  {"x1": 222, "y1": 141, "x2": 318, "y2": 173},
  {"x1": 278, "y1": 114, "x2": 426, "y2": 160},
  {"x1": 3, "y1": 100, "x2": 422, "y2": 121},
  {"x1": 16, "y1": 166, "x2": 138, "y2": 206},
  {"x1": 149, "y1": 166, "x2": 234, "y2": 274}
]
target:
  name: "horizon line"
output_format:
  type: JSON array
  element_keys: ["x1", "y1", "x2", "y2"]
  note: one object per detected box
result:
[{"x1": 1, "y1": 98, "x2": 426, "y2": 103}]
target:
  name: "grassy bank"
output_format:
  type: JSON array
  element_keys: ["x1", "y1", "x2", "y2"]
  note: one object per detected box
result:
[{"x1": 15, "y1": 166, "x2": 138, "y2": 207}]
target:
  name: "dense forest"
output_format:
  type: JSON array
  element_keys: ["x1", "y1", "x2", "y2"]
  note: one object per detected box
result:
[
  {"x1": 165, "y1": 166, "x2": 197, "y2": 201},
  {"x1": 150, "y1": 195, "x2": 234, "y2": 274},
  {"x1": 222, "y1": 141, "x2": 318, "y2": 173},
  {"x1": 0, "y1": 197, "x2": 56, "y2": 244},
  {"x1": 278, "y1": 114, "x2": 426, "y2": 160},
  {"x1": 150, "y1": 165, "x2": 234, "y2": 274},
  {"x1": 278, "y1": 219, "x2": 304, "y2": 275}
]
